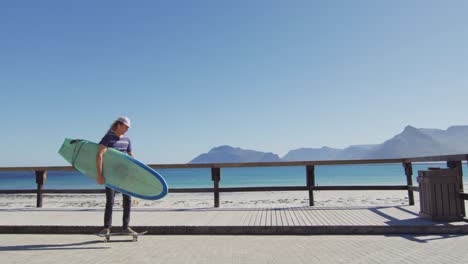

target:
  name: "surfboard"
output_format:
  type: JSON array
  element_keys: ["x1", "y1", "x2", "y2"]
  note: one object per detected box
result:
[{"x1": 58, "y1": 138, "x2": 168, "y2": 200}]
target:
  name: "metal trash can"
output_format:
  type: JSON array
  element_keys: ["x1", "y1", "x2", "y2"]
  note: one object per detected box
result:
[{"x1": 417, "y1": 168, "x2": 463, "y2": 221}]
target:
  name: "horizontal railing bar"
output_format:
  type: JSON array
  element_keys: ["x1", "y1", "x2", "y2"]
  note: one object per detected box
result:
[
  {"x1": 0, "y1": 188, "x2": 219, "y2": 194},
  {"x1": 0, "y1": 190, "x2": 37, "y2": 194},
  {"x1": 44, "y1": 189, "x2": 105, "y2": 194},
  {"x1": 150, "y1": 159, "x2": 407, "y2": 169},
  {"x1": 404, "y1": 154, "x2": 468, "y2": 163},
  {"x1": 0, "y1": 185, "x2": 410, "y2": 195},
  {"x1": 1, "y1": 154, "x2": 466, "y2": 172},
  {"x1": 220, "y1": 186, "x2": 308, "y2": 192},
  {"x1": 0, "y1": 166, "x2": 75, "y2": 172},
  {"x1": 218, "y1": 185, "x2": 409, "y2": 192},
  {"x1": 461, "y1": 192, "x2": 468, "y2": 200},
  {"x1": 217, "y1": 186, "x2": 411, "y2": 192},
  {"x1": 169, "y1": 188, "x2": 214, "y2": 193},
  {"x1": 0, "y1": 189, "x2": 105, "y2": 194},
  {"x1": 314, "y1": 185, "x2": 408, "y2": 191},
  {"x1": 0, "y1": 189, "x2": 215, "y2": 194}
]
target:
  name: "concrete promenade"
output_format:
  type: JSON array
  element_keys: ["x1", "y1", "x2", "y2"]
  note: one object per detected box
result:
[
  {"x1": 1, "y1": 234, "x2": 468, "y2": 264},
  {"x1": 1, "y1": 204, "x2": 467, "y2": 235},
  {"x1": 1, "y1": 204, "x2": 468, "y2": 263}
]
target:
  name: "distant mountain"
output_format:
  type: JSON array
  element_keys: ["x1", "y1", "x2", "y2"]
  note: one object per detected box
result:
[
  {"x1": 189, "y1": 125, "x2": 468, "y2": 162},
  {"x1": 283, "y1": 144, "x2": 379, "y2": 161},
  {"x1": 419, "y1": 125, "x2": 468, "y2": 153},
  {"x1": 363, "y1": 125, "x2": 454, "y2": 158},
  {"x1": 189, "y1": 145, "x2": 282, "y2": 163},
  {"x1": 282, "y1": 147, "x2": 342, "y2": 161},
  {"x1": 338, "y1": 144, "x2": 378, "y2": 159}
]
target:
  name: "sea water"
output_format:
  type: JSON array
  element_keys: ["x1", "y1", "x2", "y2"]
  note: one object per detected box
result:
[{"x1": 1, "y1": 163, "x2": 467, "y2": 190}]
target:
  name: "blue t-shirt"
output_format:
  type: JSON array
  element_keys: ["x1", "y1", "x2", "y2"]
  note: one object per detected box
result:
[{"x1": 99, "y1": 131, "x2": 132, "y2": 153}]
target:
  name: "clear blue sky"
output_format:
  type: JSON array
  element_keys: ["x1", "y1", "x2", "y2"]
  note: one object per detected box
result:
[{"x1": 1, "y1": 1, "x2": 467, "y2": 166}]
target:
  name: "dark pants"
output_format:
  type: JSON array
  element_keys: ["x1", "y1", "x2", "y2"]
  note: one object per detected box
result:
[{"x1": 104, "y1": 187, "x2": 131, "y2": 229}]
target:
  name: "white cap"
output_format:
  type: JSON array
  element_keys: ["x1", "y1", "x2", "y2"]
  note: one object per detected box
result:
[{"x1": 116, "y1": 116, "x2": 131, "y2": 128}]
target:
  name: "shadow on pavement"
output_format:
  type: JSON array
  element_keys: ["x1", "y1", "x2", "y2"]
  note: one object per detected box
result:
[
  {"x1": 0, "y1": 240, "x2": 108, "y2": 251},
  {"x1": 387, "y1": 234, "x2": 468, "y2": 243}
]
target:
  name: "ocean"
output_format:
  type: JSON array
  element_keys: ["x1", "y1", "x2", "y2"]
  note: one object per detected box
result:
[{"x1": 1, "y1": 162, "x2": 467, "y2": 190}]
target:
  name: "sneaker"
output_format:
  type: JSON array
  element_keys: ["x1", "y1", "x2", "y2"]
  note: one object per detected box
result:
[
  {"x1": 99, "y1": 228, "x2": 110, "y2": 236},
  {"x1": 122, "y1": 227, "x2": 137, "y2": 235}
]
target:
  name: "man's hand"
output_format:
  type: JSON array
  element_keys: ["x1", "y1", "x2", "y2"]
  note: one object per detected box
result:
[{"x1": 96, "y1": 175, "x2": 105, "y2": 185}]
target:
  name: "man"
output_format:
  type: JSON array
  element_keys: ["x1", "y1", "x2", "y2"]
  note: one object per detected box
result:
[{"x1": 96, "y1": 116, "x2": 137, "y2": 236}]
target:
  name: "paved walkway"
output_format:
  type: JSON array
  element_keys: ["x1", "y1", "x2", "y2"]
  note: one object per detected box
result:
[
  {"x1": 2, "y1": 205, "x2": 468, "y2": 263},
  {"x1": 1, "y1": 234, "x2": 468, "y2": 264},
  {"x1": 1, "y1": 204, "x2": 467, "y2": 234}
]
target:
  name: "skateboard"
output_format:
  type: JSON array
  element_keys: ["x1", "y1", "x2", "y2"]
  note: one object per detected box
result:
[{"x1": 97, "y1": 231, "x2": 148, "y2": 242}]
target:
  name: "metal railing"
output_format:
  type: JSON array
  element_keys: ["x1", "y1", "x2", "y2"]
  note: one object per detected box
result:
[{"x1": 1, "y1": 154, "x2": 467, "y2": 208}]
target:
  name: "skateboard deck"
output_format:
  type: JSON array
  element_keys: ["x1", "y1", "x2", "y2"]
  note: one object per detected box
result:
[{"x1": 97, "y1": 231, "x2": 148, "y2": 242}]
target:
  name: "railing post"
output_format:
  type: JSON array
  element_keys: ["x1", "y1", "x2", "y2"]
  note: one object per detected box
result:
[
  {"x1": 211, "y1": 167, "x2": 221, "y2": 208},
  {"x1": 306, "y1": 165, "x2": 315, "y2": 206},
  {"x1": 35, "y1": 170, "x2": 47, "y2": 208},
  {"x1": 402, "y1": 162, "x2": 414, "y2": 205},
  {"x1": 447, "y1": 160, "x2": 465, "y2": 216}
]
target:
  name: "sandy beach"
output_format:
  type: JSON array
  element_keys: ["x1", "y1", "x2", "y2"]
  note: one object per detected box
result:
[{"x1": 0, "y1": 190, "x2": 418, "y2": 209}]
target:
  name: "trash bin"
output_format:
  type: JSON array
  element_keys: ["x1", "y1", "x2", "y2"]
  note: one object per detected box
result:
[{"x1": 417, "y1": 168, "x2": 463, "y2": 221}]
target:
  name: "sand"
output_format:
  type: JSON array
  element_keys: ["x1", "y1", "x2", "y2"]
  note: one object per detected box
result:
[{"x1": 0, "y1": 190, "x2": 417, "y2": 209}]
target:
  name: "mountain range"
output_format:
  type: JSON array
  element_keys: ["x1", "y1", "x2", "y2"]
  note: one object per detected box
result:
[{"x1": 189, "y1": 125, "x2": 468, "y2": 163}]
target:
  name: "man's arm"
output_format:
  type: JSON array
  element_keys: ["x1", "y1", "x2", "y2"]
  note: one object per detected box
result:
[
  {"x1": 96, "y1": 145, "x2": 107, "y2": 185},
  {"x1": 128, "y1": 152, "x2": 135, "y2": 158}
]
